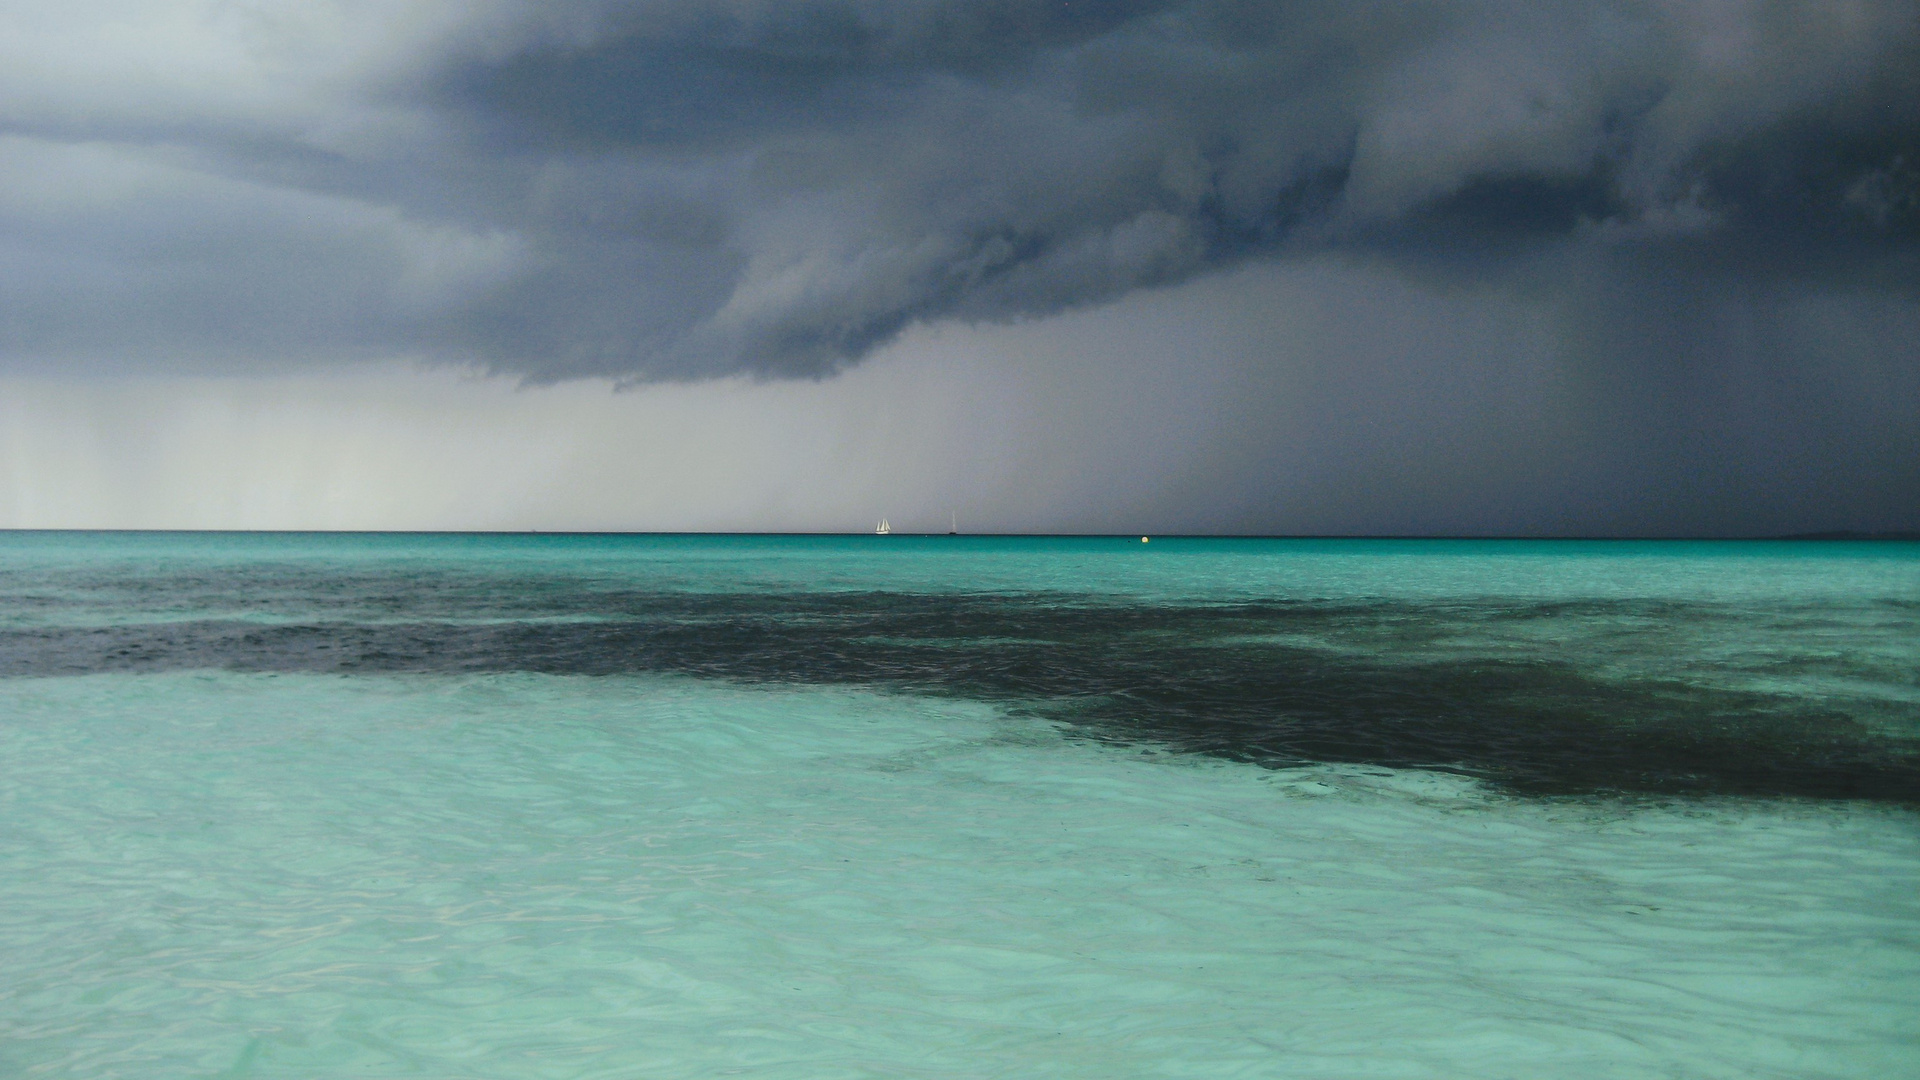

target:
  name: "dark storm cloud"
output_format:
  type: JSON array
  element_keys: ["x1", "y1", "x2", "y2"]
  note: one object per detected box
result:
[{"x1": 0, "y1": 0, "x2": 1915, "y2": 380}]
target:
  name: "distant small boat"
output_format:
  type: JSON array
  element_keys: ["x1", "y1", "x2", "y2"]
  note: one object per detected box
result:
[
  {"x1": 949, "y1": 512, "x2": 957, "y2": 535},
  {"x1": 875, "y1": 518, "x2": 891, "y2": 535}
]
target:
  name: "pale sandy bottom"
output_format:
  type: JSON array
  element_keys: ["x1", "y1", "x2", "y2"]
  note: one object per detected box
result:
[{"x1": 2, "y1": 672, "x2": 1916, "y2": 1079}]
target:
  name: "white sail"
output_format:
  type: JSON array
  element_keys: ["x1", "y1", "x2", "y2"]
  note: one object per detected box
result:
[{"x1": 875, "y1": 518, "x2": 890, "y2": 535}]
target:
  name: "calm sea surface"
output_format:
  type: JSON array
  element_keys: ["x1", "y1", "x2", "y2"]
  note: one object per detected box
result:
[{"x1": 2, "y1": 533, "x2": 1916, "y2": 1077}]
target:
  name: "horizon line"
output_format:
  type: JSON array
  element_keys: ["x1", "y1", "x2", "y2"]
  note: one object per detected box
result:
[{"x1": 1, "y1": 529, "x2": 1916, "y2": 542}]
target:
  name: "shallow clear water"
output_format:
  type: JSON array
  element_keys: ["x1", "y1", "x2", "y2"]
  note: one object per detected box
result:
[{"x1": 1, "y1": 533, "x2": 1916, "y2": 1077}]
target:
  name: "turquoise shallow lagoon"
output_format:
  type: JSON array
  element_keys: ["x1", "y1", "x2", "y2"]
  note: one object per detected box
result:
[{"x1": 1, "y1": 534, "x2": 1917, "y2": 1077}]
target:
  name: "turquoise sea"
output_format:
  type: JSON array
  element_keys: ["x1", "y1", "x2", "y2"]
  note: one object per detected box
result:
[{"x1": 2, "y1": 533, "x2": 1917, "y2": 1078}]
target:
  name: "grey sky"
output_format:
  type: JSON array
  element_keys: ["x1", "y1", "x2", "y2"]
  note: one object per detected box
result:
[{"x1": 0, "y1": 1, "x2": 1915, "y2": 533}]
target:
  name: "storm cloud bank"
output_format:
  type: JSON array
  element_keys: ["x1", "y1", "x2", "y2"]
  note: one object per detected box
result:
[{"x1": 1, "y1": 0, "x2": 1914, "y2": 381}]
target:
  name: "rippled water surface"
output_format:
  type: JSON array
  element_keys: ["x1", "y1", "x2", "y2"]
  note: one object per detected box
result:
[{"x1": 1, "y1": 533, "x2": 1916, "y2": 1077}]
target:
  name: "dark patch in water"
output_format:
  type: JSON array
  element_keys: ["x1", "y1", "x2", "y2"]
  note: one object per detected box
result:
[{"x1": 2, "y1": 582, "x2": 1915, "y2": 804}]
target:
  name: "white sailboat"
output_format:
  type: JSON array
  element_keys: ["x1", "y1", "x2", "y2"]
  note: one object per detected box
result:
[{"x1": 875, "y1": 518, "x2": 891, "y2": 535}]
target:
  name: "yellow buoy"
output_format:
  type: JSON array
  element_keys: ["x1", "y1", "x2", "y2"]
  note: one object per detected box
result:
[{"x1": 1141, "y1": 536, "x2": 1149, "y2": 543}]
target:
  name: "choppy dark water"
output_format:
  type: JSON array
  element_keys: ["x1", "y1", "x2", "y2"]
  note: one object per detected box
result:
[{"x1": 2, "y1": 533, "x2": 1915, "y2": 803}]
